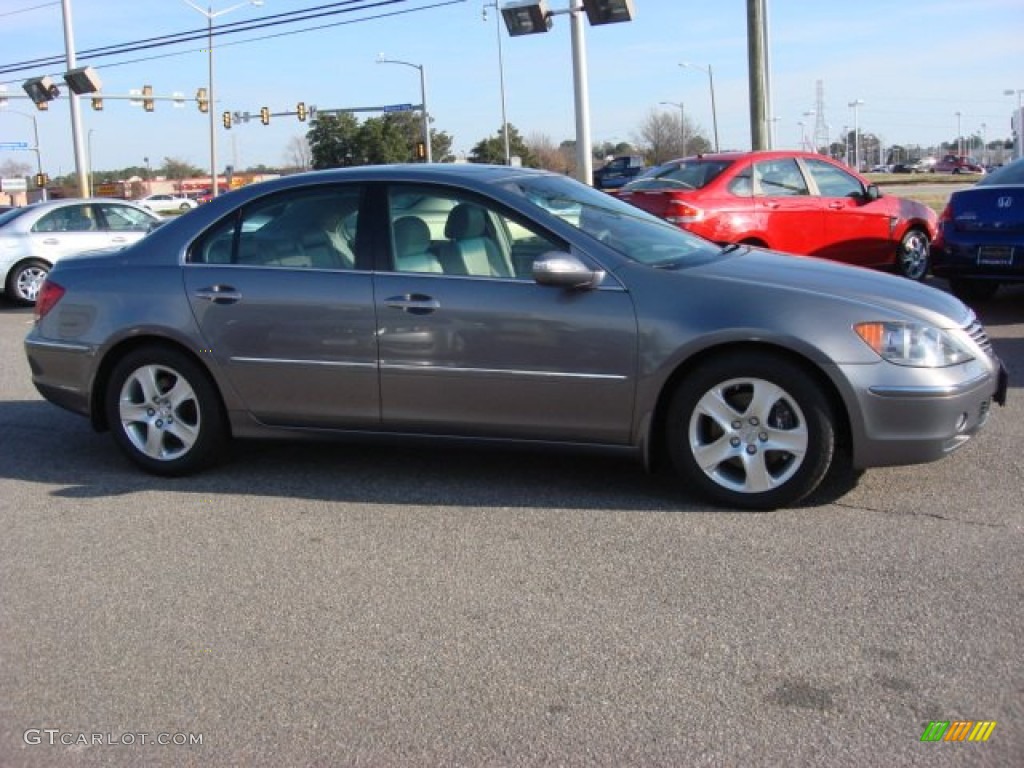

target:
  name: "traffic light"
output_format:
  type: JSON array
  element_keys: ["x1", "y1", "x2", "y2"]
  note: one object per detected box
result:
[
  {"x1": 142, "y1": 84, "x2": 154, "y2": 112},
  {"x1": 222, "y1": 111, "x2": 232, "y2": 129},
  {"x1": 196, "y1": 87, "x2": 208, "y2": 113},
  {"x1": 260, "y1": 106, "x2": 270, "y2": 125},
  {"x1": 91, "y1": 97, "x2": 103, "y2": 111},
  {"x1": 415, "y1": 141, "x2": 427, "y2": 160},
  {"x1": 34, "y1": 173, "x2": 48, "y2": 187},
  {"x1": 296, "y1": 101, "x2": 307, "y2": 122}
]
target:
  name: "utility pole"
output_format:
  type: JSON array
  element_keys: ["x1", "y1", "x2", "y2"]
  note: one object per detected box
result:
[{"x1": 746, "y1": 0, "x2": 768, "y2": 150}]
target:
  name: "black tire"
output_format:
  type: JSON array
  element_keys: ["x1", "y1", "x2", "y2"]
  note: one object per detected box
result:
[
  {"x1": 949, "y1": 278, "x2": 999, "y2": 303},
  {"x1": 897, "y1": 228, "x2": 930, "y2": 281},
  {"x1": 665, "y1": 352, "x2": 836, "y2": 510},
  {"x1": 104, "y1": 347, "x2": 228, "y2": 476},
  {"x1": 179, "y1": 202, "x2": 192, "y2": 211},
  {"x1": 5, "y1": 259, "x2": 50, "y2": 305}
]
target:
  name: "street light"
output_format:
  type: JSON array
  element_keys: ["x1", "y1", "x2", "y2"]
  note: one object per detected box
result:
[
  {"x1": 483, "y1": 2, "x2": 511, "y2": 165},
  {"x1": 181, "y1": 0, "x2": 264, "y2": 200},
  {"x1": 659, "y1": 101, "x2": 686, "y2": 156},
  {"x1": 680, "y1": 62, "x2": 718, "y2": 152},
  {"x1": 801, "y1": 109, "x2": 815, "y2": 151},
  {"x1": 796, "y1": 121, "x2": 806, "y2": 150},
  {"x1": 500, "y1": 0, "x2": 635, "y2": 185},
  {"x1": 1004, "y1": 89, "x2": 1022, "y2": 159},
  {"x1": 0, "y1": 107, "x2": 47, "y2": 201},
  {"x1": 848, "y1": 99, "x2": 864, "y2": 170},
  {"x1": 87, "y1": 128, "x2": 95, "y2": 195},
  {"x1": 377, "y1": 55, "x2": 432, "y2": 163},
  {"x1": 955, "y1": 110, "x2": 962, "y2": 156}
]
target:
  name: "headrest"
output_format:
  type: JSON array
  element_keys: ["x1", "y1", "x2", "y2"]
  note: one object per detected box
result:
[
  {"x1": 444, "y1": 204, "x2": 486, "y2": 239},
  {"x1": 393, "y1": 216, "x2": 431, "y2": 256}
]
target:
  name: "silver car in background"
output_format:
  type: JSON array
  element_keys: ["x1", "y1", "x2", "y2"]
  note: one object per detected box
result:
[
  {"x1": 24, "y1": 165, "x2": 1008, "y2": 509},
  {"x1": 0, "y1": 198, "x2": 161, "y2": 305}
]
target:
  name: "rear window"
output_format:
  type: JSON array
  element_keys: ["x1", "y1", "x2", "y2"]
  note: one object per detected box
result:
[
  {"x1": 623, "y1": 159, "x2": 732, "y2": 192},
  {"x1": 978, "y1": 158, "x2": 1024, "y2": 186}
]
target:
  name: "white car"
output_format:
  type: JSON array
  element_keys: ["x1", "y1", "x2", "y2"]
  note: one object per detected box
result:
[
  {"x1": 139, "y1": 193, "x2": 199, "y2": 214},
  {"x1": 0, "y1": 198, "x2": 162, "y2": 305}
]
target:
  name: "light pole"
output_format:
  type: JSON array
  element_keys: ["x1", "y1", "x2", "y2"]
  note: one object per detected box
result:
[
  {"x1": 801, "y1": 109, "x2": 815, "y2": 151},
  {"x1": 377, "y1": 55, "x2": 432, "y2": 163},
  {"x1": 848, "y1": 99, "x2": 864, "y2": 170},
  {"x1": 483, "y1": 2, "x2": 510, "y2": 165},
  {"x1": 955, "y1": 111, "x2": 962, "y2": 157},
  {"x1": 87, "y1": 128, "x2": 95, "y2": 195},
  {"x1": 796, "y1": 121, "x2": 806, "y2": 150},
  {"x1": 680, "y1": 62, "x2": 718, "y2": 152},
  {"x1": 1006, "y1": 88, "x2": 1023, "y2": 159},
  {"x1": 182, "y1": 0, "x2": 264, "y2": 200},
  {"x1": 0, "y1": 108, "x2": 47, "y2": 201},
  {"x1": 980, "y1": 122, "x2": 987, "y2": 165},
  {"x1": 659, "y1": 101, "x2": 686, "y2": 156}
]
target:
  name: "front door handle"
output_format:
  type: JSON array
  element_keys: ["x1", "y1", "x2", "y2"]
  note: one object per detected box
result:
[
  {"x1": 384, "y1": 293, "x2": 440, "y2": 315},
  {"x1": 194, "y1": 285, "x2": 242, "y2": 304}
]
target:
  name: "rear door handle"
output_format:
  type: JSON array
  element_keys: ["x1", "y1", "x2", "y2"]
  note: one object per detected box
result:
[
  {"x1": 194, "y1": 285, "x2": 242, "y2": 304},
  {"x1": 384, "y1": 293, "x2": 440, "y2": 315}
]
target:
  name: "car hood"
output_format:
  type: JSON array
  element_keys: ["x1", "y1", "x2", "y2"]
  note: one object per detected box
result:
[{"x1": 687, "y1": 246, "x2": 971, "y2": 327}]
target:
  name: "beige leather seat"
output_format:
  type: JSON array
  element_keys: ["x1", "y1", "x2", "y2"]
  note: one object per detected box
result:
[
  {"x1": 439, "y1": 204, "x2": 510, "y2": 277},
  {"x1": 393, "y1": 216, "x2": 442, "y2": 273}
]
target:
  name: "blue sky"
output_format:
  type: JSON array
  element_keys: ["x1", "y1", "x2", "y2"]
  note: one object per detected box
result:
[{"x1": 1, "y1": 0, "x2": 1022, "y2": 176}]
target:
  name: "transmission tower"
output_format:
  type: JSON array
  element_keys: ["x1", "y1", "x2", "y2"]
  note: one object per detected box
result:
[{"x1": 812, "y1": 80, "x2": 830, "y2": 154}]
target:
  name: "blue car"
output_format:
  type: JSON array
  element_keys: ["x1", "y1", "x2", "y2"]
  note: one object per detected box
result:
[{"x1": 932, "y1": 157, "x2": 1024, "y2": 302}]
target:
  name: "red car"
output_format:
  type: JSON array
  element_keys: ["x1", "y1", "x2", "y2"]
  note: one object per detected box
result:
[
  {"x1": 614, "y1": 150, "x2": 936, "y2": 280},
  {"x1": 931, "y1": 154, "x2": 985, "y2": 175}
]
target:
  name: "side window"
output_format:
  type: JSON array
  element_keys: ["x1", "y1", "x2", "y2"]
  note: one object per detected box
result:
[
  {"x1": 32, "y1": 205, "x2": 97, "y2": 233},
  {"x1": 727, "y1": 167, "x2": 753, "y2": 196},
  {"x1": 754, "y1": 158, "x2": 809, "y2": 197},
  {"x1": 802, "y1": 158, "x2": 864, "y2": 198},
  {"x1": 98, "y1": 204, "x2": 155, "y2": 231},
  {"x1": 386, "y1": 185, "x2": 563, "y2": 279},
  {"x1": 188, "y1": 186, "x2": 362, "y2": 269}
]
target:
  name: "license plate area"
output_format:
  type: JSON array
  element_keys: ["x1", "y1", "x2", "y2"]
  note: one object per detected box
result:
[{"x1": 977, "y1": 245, "x2": 1014, "y2": 266}]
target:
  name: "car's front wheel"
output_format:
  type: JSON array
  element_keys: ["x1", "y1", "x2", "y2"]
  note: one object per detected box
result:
[
  {"x1": 5, "y1": 259, "x2": 50, "y2": 305},
  {"x1": 179, "y1": 202, "x2": 192, "y2": 211},
  {"x1": 897, "y1": 228, "x2": 930, "y2": 280},
  {"x1": 666, "y1": 352, "x2": 836, "y2": 510},
  {"x1": 105, "y1": 347, "x2": 228, "y2": 475}
]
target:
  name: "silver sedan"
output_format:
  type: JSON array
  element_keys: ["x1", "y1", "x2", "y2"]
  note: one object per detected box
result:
[
  {"x1": 0, "y1": 198, "x2": 161, "y2": 304},
  {"x1": 23, "y1": 165, "x2": 1008, "y2": 509}
]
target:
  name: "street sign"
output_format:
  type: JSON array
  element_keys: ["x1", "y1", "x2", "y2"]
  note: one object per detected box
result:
[
  {"x1": 382, "y1": 103, "x2": 414, "y2": 113},
  {"x1": 1, "y1": 177, "x2": 28, "y2": 192},
  {"x1": 0, "y1": 141, "x2": 30, "y2": 150}
]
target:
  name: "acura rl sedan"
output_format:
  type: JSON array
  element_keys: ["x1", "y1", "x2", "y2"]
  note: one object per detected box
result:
[{"x1": 24, "y1": 165, "x2": 1007, "y2": 509}]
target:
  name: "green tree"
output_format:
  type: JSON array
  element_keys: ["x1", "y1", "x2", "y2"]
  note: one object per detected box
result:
[
  {"x1": 161, "y1": 157, "x2": 204, "y2": 180},
  {"x1": 308, "y1": 112, "x2": 362, "y2": 169},
  {"x1": 469, "y1": 124, "x2": 536, "y2": 166}
]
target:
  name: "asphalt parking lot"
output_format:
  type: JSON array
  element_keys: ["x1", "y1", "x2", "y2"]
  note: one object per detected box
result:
[{"x1": 1, "y1": 282, "x2": 1021, "y2": 767}]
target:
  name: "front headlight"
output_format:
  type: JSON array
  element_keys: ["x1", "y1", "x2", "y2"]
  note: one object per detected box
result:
[{"x1": 854, "y1": 322, "x2": 975, "y2": 367}]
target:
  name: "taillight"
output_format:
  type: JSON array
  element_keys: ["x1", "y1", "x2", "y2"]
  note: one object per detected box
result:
[
  {"x1": 666, "y1": 199, "x2": 704, "y2": 225},
  {"x1": 34, "y1": 280, "x2": 65, "y2": 320}
]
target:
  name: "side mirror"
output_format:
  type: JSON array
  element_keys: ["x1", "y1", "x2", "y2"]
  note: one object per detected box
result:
[
  {"x1": 532, "y1": 251, "x2": 605, "y2": 290},
  {"x1": 864, "y1": 183, "x2": 880, "y2": 201}
]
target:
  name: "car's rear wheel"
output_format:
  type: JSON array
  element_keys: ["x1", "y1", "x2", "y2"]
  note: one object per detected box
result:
[
  {"x1": 949, "y1": 278, "x2": 1000, "y2": 303},
  {"x1": 897, "y1": 229, "x2": 930, "y2": 280},
  {"x1": 179, "y1": 202, "x2": 192, "y2": 211},
  {"x1": 5, "y1": 259, "x2": 49, "y2": 305},
  {"x1": 105, "y1": 347, "x2": 227, "y2": 476},
  {"x1": 666, "y1": 352, "x2": 836, "y2": 510}
]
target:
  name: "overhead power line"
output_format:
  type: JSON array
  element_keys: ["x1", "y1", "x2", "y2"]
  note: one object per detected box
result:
[{"x1": 0, "y1": 0, "x2": 463, "y2": 78}]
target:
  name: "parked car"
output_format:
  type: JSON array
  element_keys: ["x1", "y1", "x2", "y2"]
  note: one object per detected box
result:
[
  {"x1": 891, "y1": 159, "x2": 928, "y2": 174},
  {"x1": 139, "y1": 193, "x2": 199, "y2": 213},
  {"x1": 931, "y1": 156, "x2": 1024, "y2": 302},
  {"x1": 931, "y1": 155, "x2": 986, "y2": 175},
  {"x1": 0, "y1": 198, "x2": 162, "y2": 305},
  {"x1": 614, "y1": 150, "x2": 936, "y2": 280},
  {"x1": 592, "y1": 155, "x2": 647, "y2": 190},
  {"x1": 24, "y1": 165, "x2": 1006, "y2": 510}
]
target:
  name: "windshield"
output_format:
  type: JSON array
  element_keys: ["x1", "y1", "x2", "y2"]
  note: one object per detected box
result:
[
  {"x1": 502, "y1": 174, "x2": 721, "y2": 268},
  {"x1": 622, "y1": 158, "x2": 733, "y2": 192}
]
